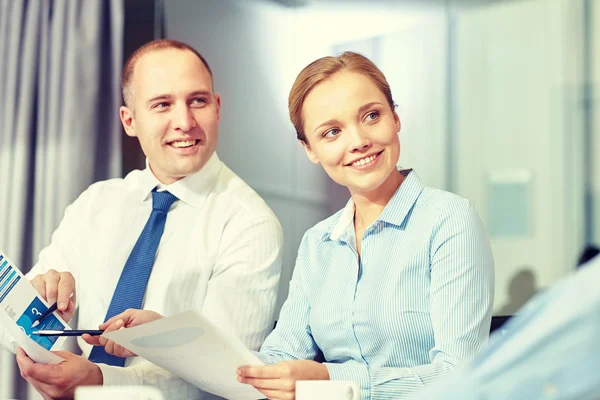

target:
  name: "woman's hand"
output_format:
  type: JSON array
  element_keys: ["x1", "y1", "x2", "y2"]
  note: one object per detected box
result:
[
  {"x1": 237, "y1": 360, "x2": 329, "y2": 400},
  {"x1": 82, "y1": 309, "x2": 164, "y2": 357}
]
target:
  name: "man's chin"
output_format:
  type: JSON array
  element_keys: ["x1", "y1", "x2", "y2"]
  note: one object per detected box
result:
[{"x1": 169, "y1": 163, "x2": 205, "y2": 179}]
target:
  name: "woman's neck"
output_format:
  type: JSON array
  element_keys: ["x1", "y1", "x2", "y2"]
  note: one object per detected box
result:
[{"x1": 352, "y1": 169, "x2": 404, "y2": 231}]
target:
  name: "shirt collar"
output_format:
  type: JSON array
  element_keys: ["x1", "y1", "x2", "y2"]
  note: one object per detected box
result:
[
  {"x1": 327, "y1": 169, "x2": 424, "y2": 241},
  {"x1": 137, "y1": 152, "x2": 222, "y2": 208},
  {"x1": 328, "y1": 197, "x2": 356, "y2": 241}
]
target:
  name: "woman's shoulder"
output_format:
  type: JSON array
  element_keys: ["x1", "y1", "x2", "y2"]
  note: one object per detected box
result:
[
  {"x1": 304, "y1": 207, "x2": 348, "y2": 238},
  {"x1": 400, "y1": 183, "x2": 482, "y2": 234},
  {"x1": 412, "y1": 186, "x2": 487, "y2": 239},
  {"x1": 418, "y1": 185, "x2": 474, "y2": 214},
  {"x1": 398, "y1": 169, "x2": 474, "y2": 216}
]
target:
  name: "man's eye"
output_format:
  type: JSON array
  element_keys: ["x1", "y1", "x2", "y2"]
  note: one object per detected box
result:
[
  {"x1": 153, "y1": 102, "x2": 170, "y2": 109},
  {"x1": 191, "y1": 98, "x2": 207, "y2": 106}
]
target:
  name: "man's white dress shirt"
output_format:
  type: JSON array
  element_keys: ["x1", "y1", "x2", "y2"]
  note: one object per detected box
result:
[{"x1": 1, "y1": 153, "x2": 283, "y2": 399}]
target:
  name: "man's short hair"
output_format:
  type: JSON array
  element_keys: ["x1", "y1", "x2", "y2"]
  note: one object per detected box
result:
[{"x1": 122, "y1": 39, "x2": 213, "y2": 110}]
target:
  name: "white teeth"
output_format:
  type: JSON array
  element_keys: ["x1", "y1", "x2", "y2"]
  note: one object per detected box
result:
[
  {"x1": 171, "y1": 140, "x2": 196, "y2": 148},
  {"x1": 352, "y1": 154, "x2": 376, "y2": 167}
]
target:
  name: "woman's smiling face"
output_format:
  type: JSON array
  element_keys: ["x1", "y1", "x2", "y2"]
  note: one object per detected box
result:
[{"x1": 301, "y1": 71, "x2": 401, "y2": 196}]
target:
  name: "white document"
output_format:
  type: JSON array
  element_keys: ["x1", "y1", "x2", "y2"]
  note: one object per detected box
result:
[
  {"x1": 0, "y1": 250, "x2": 68, "y2": 364},
  {"x1": 102, "y1": 310, "x2": 265, "y2": 400}
]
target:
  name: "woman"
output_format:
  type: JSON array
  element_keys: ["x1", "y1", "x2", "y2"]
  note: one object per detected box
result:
[{"x1": 87, "y1": 52, "x2": 494, "y2": 399}]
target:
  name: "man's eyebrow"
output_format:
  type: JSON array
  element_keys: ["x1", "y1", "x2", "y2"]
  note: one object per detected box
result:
[
  {"x1": 188, "y1": 90, "x2": 212, "y2": 97},
  {"x1": 145, "y1": 90, "x2": 213, "y2": 106},
  {"x1": 146, "y1": 94, "x2": 173, "y2": 106}
]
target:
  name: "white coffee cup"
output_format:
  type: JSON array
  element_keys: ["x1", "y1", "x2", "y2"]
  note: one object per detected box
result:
[{"x1": 296, "y1": 380, "x2": 361, "y2": 400}]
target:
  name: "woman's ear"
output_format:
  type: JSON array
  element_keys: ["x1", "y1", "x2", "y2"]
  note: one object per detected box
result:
[
  {"x1": 300, "y1": 140, "x2": 320, "y2": 165},
  {"x1": 393, "y1": 111, "x2": 401, "y2": 133}
]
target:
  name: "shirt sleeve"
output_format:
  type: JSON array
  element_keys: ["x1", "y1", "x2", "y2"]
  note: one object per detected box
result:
[
  {"x1": 201, "y1": 215, "x2": 284, "y2": 351},
  {"x1": 256, "y1": 232, "x2": 320, "y2": 364},
  {"x1": 328, "y1": 199, "x2": 495, "y2": 399},
  {"x1": 24, "y1": 184, "x2": 98, "y2": 285}
]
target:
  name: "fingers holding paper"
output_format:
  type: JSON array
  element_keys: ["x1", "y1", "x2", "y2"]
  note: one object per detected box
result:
[
  {"x1": 100, "y1": 308, "x2": 164, "y2": 330},
  {"x1": 16, "y1": 347, "x2": 102, "y2": 400},
  {"x1": 237, "y1": 360, "x2": 330, "y2": 400},
  {"x1": 30, "y1": 270, "x2": 77, "y2": 322},
  {"x1": 82, "y1": 309, "x2": 164, "y2": 357},
  {"x1": 83, "y1": 319, "x2": 135, "y2": 358}
]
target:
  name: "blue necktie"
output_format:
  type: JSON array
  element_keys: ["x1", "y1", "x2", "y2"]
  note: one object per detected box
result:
[{"x1": 89, "y1": 190, "x2": 178, "y2": 366}]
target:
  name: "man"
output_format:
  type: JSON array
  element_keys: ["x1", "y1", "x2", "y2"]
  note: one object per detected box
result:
[
  {"x1": 408, "y1": 254, "x2": 600, "y2": 400},
  {"x1": 3, "y1": 39, "x2": 283, "y2": 399}
]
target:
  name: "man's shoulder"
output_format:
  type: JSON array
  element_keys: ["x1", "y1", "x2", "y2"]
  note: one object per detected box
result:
[
  {"x1": 84, "y1": 176, "x2": 133, "y2": 195},
  {"x1": 211, "y1": 164, "x2": 279, "y2": 222},
  {"x1": 74, "y1": 171, "x2": 142, "y2": 204}
]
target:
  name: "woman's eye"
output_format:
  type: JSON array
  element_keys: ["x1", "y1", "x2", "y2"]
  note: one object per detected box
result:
[
  {"x1": 323, "y1": 128, "x2": 340, "y2": 138},
  {"x1": 365, "y1": 111, "x2": 380, "y2": 121}
]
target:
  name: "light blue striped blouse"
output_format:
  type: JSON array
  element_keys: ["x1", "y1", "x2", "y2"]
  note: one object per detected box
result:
[{"x1": 257, "y1": 170, "x2": 495, "y2": 399}]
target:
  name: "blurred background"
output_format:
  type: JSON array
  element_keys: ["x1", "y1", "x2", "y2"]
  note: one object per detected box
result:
[{"x1": 1, "y1": 0, "x2": 598, "y2": 398}]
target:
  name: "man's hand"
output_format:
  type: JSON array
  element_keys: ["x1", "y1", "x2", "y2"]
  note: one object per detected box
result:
[
  {"x1": 82, "y1": 309, "x2": 164, "y2": 358},
  {"x1": 237, "y1": 360, "x2": 330, "y2": 400},
  {"x1": 16, "y1": 347, "x2": 102, "y2": 400},
  {"x1": 29, "y1": 270, "x2": 76, "y2": 323}
]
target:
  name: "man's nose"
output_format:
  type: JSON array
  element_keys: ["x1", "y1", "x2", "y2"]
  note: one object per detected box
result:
[{"x1": 172, "y1": 106, "x2": 196, "y2": 132}]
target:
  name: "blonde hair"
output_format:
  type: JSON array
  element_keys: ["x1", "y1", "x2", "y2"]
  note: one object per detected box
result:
[
  {"x1": 288, "y1": 52, "x2": 395, "y2": 142},
  {"x1": 122, "y1": 39, "x2": 213, "y2": 110}
]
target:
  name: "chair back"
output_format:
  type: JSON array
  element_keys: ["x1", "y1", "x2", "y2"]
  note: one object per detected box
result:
[{"x1": 490, "y1": 315, "x2": 512, "y2": 335}]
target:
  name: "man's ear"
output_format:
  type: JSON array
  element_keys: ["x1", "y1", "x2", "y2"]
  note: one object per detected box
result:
[
  {"x1": 214, "y1": 93, "x2": 221, "y2": 122},
  {"x1": 300, "y1": 140, "x2": 320, "y2": 165},
  {"x1": 120, "y1": 106, "x2": 136, "y2": 137}
]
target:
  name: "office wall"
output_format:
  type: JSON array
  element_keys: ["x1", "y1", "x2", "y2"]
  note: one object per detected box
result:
[
  {"x1": 377, "y1": 17, "x2": 449, "y2": 191},
  {"x1": 453, "y1": 0, "x2": 585, "y2": 312},
  {"x1": 592, "y1": 0, "x2": 600, "y2": 246}
]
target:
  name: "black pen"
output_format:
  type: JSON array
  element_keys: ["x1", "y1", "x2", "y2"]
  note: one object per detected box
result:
[
  {"x1": 32, "y1": 329, "x2": 104, "y2": 337},
  {"x1": 31, "y1": 292, "x2": 74, "y2": 328}
]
